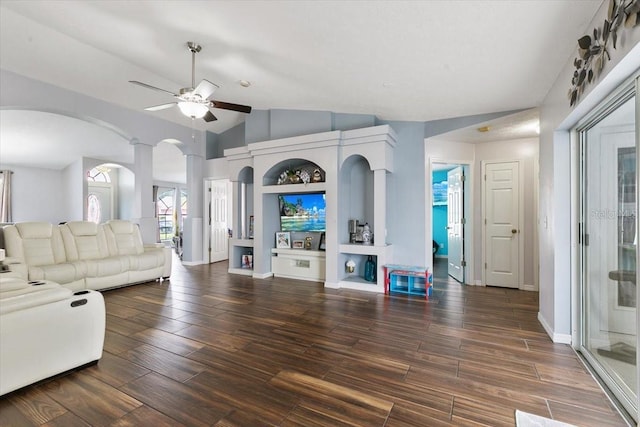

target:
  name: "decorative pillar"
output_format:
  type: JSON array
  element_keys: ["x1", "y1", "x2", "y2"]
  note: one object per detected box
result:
[
  {"x1": 182, "y1": 153, "x2": 204, "y2": 264},
  {"x1": 374, "y1": 169, "x2": 386, "y2": 245},
  {"x1": 131, "y1": 138, "x2": 157, "y2": 244}
]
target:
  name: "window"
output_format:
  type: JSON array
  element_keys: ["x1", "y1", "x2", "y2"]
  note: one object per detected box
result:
[
  {"x1": 87, "y1": 167, "x2": 112, "y2": 224},
  {"x1": 157, "y1": 188, "x2": 175, "y2": 241}
]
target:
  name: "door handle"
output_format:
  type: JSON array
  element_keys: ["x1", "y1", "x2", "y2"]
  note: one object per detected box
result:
[{"x1": 511, "y1": 229, "x2": 518, "y2": 234}]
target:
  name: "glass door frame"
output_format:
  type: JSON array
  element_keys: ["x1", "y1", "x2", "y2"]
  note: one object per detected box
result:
[{"x1": 574, "y1": 73, "x2": 640, "y2": 421}]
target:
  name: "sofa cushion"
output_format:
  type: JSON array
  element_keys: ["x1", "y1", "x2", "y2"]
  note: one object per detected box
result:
[
  {"x1": 60, "y1": 222, "x2": 111, "y2": 261},
  {"x1": 3, "y1": 222, "x2": 67, "y2": 266},
  {"x1": 104, "y1": 220, "x2": 144, "y2": 256},
  {"x1": 28, "y1": 262, "x2": 86, "y2": 285}
]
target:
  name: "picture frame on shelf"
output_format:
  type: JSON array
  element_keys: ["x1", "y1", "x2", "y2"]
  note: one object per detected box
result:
[
  {"x1": 241, "y1": 254, "x2": 253, "y2": 269},
  {"x1": 319, "y1": 232, "x2": 326, "y2": 251},
  {"x1": 292, "y1": 240, "x2": 304, "y2": 249},
  {"x1": 249, "y1": 215, "x2": 254, "y2": 238},
  {"x1": 276, "y1": 231, "x2": 291, "y2": 248}
]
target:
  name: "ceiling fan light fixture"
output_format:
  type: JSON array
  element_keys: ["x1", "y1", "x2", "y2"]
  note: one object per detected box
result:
[{"x1": 178, "y1": 101, "x2": 208, "y2": 119}]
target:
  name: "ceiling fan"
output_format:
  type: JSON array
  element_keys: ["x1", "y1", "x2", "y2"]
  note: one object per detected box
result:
[{"x1": 129, "y1": 42, "x2": 252, "y2": 122}]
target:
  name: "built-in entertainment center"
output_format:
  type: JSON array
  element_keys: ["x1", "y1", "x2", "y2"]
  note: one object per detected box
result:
[{"x1": 225, "y1": 125, "x2": 396, "y2": 292}]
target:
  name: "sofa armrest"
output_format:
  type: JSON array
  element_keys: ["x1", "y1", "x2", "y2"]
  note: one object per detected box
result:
[{"x1": 0, "y1": 260, "x2": 27, "y2": 280}]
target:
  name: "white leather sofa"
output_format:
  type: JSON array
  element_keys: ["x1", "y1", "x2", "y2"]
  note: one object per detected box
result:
[
  {"x1": 0, "y1": 276, "x2": 105, "y2": 396},
  {"x1": 2, "y1": 220, "x2": 171, "y2": 291}
]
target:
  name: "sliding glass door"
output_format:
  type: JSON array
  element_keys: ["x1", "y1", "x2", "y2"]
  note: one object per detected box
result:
[{"x1": 578, "y1": 76, "x2": 638, "y2": 420}]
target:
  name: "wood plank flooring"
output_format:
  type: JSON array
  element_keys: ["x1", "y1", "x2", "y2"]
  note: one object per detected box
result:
[{"x1": 0, "y1": 256, "x2": 629, "y2": 426}]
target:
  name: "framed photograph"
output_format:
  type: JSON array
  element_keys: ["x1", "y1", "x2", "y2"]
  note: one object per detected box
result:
[
  {"x1": 249, "y1": 215, "x2": 254, "y2": 238},
  {"x1": 276, "y1": 231, "x2": 291, "y2": 248},
  {"x1": 292, "y1": 240, "x2": 304, "y2": 249},
  {"x1": 318, "y1": 232, "x2": 326, "y2": 251},
  {"x1": 241, "y1": 254, "x2": 253, "y2": 269}
]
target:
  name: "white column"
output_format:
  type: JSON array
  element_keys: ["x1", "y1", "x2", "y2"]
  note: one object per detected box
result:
[
  {"x1": 374, "y1": 169, "x2": 386, "y2": 246},
  {"x1": 131, "y1": 138, "x2": 157, "y2": 244},
  {"x1": 182, "y1": 153, "x2": 204, "y2": 264},
  {"x1": 230, "y1": 181, "x2": 241, "y2": 239}
]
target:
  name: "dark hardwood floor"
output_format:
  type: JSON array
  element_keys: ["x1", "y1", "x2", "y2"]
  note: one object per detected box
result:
[{"x1": 0, "y1": 256, "x2": 628, "y2": 426}]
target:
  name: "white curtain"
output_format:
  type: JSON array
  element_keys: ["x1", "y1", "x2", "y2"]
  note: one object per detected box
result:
[{"x1": 0, "y1": 170, "x2": 11, "y2": 223}]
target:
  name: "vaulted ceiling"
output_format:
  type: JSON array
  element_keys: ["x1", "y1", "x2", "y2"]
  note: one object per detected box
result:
[{"x1": 0, "y1": 1, "x2": 603, "y2": 178}]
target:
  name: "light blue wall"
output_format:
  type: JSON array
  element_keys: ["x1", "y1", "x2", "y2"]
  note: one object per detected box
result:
[
  {"x1": 432, "y1": 169, "x2": 449, "y2": 256},
  {"x1": 209, "y1": 109, "x2": 514, "y2": 267},
  {"x1": 376, "y1": 120, "x2": 427, "y2": 265},
  {"x1": 216, "y1": 123, "x2": 245, "y2": 159},
  {"x1": 271, "y1": 110, "x2": 333, "y2": 140}
]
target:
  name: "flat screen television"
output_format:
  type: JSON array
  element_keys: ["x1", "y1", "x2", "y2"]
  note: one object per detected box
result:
[{"x1": 279, "y1": 192, "x2": 326, "y2": 232}]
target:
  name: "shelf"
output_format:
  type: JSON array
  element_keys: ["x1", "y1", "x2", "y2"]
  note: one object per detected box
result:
[
  {"x1": 336, "y1": 277, "x2": 384, "y2": 293},
  {"x1": 272, "y1": 248, "x2": 326, "y2": 258},
  {"x1": 339, "y1": 244, "x2": 391, "y2": 256},
  {"x1": 262, "y1": 182, "x2": 326, "y2": 194},
  {"x1": 341, "y1": 275, "x2": 376, "y2": 285},
  {"x1": 230, "y1": 238, "x2": 254, "y2": 247},
  {"x1": 228, "y1": 267, "x2": 253, "y2": 276}
]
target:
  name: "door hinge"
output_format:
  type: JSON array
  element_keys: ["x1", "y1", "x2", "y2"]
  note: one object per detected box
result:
[
  {"x1": 484, "y1": 262, "x2": 487, "y2": 269},
  {"x1": 484, "y1": 174, "x2": 486, "y2": 181},
  {"x1": 484, "y1": 218, "x2": 487, "y2": 225},
  {"x1": 461, "y1": 217, "x2": 466, "y2": 225},
  {"x1": 461, "y1": 260, "x2": 467, "y2": 267},
  {"x1": 461, "y1": 174, "x2": 466, "y2": 182}
]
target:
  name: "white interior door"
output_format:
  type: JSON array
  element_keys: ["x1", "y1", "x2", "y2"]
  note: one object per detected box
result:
[
  {"x1": 447, "y1": 167, "x2": 464, "y2": 282},
  {"x1": 484, "y1": 161, "x2": 520, "y2": 288},
  {"x1": 209, "y1": 179, "x2": 229, "y2": 263}
]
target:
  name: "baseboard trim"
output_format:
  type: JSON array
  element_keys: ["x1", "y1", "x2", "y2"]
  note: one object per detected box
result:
[
  {"x1": 538, "y1": 312, "x2": 572, "y2": 344},
  {"x1": 252, "y1": 272, "x2": 273, "y2": 279},
  {"x1": 181, "y1": 260, "x2": 205, "y2": 266}
]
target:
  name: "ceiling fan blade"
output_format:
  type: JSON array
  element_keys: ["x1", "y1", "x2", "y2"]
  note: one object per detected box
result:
[
  {"x1": 129, "y1": 80, "x2": 178, "y2": 96},
  {"x1": 193, "y1": 79, "x2": 219, "y2": 100},
  {"x1": 144, "y1": 103, "x2": 177, "y2": 111},
  {"x1": 203, "y1": 111, "x2": 218, "y2": 122},
  {"x1": 211, "y1": 100, "x2": 252, "y2": 114}
]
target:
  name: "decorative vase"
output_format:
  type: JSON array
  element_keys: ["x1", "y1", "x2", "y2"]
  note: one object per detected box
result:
[
  {"x1": 364, "y1": 255, "x2": 376, "y2": 282},
  {"x1": 362, "y1": 223, "x2": 372, "y2": 245}
]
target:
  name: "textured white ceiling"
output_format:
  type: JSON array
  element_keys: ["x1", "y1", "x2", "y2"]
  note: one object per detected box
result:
[{"x1": 0, "y1": 1, "x2": 603, "y2": 176}]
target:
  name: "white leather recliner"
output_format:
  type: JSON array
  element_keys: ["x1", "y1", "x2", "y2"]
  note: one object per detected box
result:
[{"x1": 0, "y1": 276, "x2": 105, "y2": 396}]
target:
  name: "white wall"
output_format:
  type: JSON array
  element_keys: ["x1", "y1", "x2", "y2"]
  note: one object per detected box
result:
[
  {"x1": 0, "y1": 164, "x2": 66, "y2": 223},
  {"x1": 118, "y1": 167, "x2": 135, "y2": 220},
  {"x1": 539, "y1": 0, "x2": 640, "y2": 342},
  {"x1": 61, "y1": 159, "x2": 84, "y2": 221},
  {"x1": 425, "y1": 137, "x2": 539, "y2": 289},
  {"x1": 0, "y1": 161, "x2": 139, "y2": 225}
]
